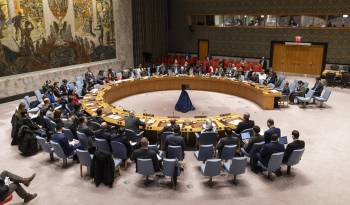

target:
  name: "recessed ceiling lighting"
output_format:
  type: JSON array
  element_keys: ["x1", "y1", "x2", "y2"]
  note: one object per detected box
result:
[{"x1": 343, "y1": 14, "x2": 349, "y2": 18}]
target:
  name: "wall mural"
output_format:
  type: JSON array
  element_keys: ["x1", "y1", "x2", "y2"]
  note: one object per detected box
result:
[{"x1": 0, "y1": 0, "x2": 116, "y2": 77}]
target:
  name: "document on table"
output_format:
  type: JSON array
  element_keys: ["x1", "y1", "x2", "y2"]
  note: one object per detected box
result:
[{"x1": 229, "y1": 119, "x2": 242, "y2": 126}]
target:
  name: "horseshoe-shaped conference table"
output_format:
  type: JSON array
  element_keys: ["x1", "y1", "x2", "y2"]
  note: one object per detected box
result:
[{"x1": 82, "y1": 76, "x2": 281, "y2": 146}]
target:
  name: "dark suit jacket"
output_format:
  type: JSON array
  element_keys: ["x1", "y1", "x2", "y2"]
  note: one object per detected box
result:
[
  {"x1": 312, "y1": 82, "x2": 324, "y2": 97},
  {"x1": 259, "y1": 142, "x2": 285, "y2": 166},
  {"x1": 111, "y1": 134, "x2": 133, "y2": 157},
  {"x1": 217, "y1": 134, "x2": 240, "y2": 157},
  {"x1": 131, "y1": 148, "x2": 160, "y2": 172},
  {"x1": 264, "y1": 127, "x2": 281, "y2": 143},
  {"x1": 245, "y1": 134, "x2": 264, "y2": 153},
  {"x1": 165, "y1": 134, "x2": 186, "y2": 158},
  {"x1": 283, "y1": 140, "x2": 305, "y2": 162},
  {"x1": 235, "y1": 120, "x2": 255, "y2": 134},
  {"x1": 125, "y1": 116, "x2": 145, "y2": 133},
  {"x1": 259, "y1": 59, "x2": 268, "y2": 70},
  {"x1": 0, "y1": 179, "x2": 9, "y2": 201},
  {"x1": 52, "y1": 133, "x2": 73, "y2": 156},
  {"x1": 77, "y1": 124, "x2": 95, "y2": 138}
]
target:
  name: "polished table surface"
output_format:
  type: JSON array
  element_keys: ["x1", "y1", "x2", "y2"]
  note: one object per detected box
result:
[{"x1": 82, "y1": 76, "x2": 281, "y2": 145}]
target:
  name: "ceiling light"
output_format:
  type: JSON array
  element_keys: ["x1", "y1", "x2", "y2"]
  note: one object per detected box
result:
[{"x1": 343, "y1": 14, "x2": 349, "y2": 18}]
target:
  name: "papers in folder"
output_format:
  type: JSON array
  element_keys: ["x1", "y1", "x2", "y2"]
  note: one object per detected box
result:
[
  {"x1": 107, "y1": 114, "x2": 122, "y2": 120},
  {"x1": 229, "y1": 119, "x2": 242, "y2": 126}
]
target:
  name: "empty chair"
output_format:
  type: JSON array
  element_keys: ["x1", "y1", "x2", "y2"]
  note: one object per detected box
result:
[
  {"x1": 136, "y1": 158, "x2": 155, "y2": 182},
  {"x1": 224, "y1": 157, "x2": 247, "y2": 184},
  {"x1": 76, "y1": 149, "x2": 92, "y2": 177},
  {"x1": 63, "y1": 128, "x2": 74, "y2": 141},
  {"x1": 34, "y1": 90, "x2": 43, "y2": 103},
  {"x1": 194, "y1": 145, "x2": 214, "y2": 162},
  {"x1": 50, "y1": 141, "x2": 74, "y2": 167},
  {"x1": 162, "y1": 158, "x2": 181, "y2": 187},
  {"x1": 220, "y1": 145, "x2": 237, "y2": 161},
  {"x1": 284, "y1": 149, "x2": 305, "y2": 174},
  {"x1": 24, "y1": 96, "x2": 32, "y2": 107},
  {"x1": 95, "y1": 138, "x2": 110, "y2": 153},
  {"x1": 314, "y1": 89, "x2": 332, "y2": 108},
  {"x1": 160, "y1": 131, "x2": 173, "y2": 150},
  {"x1": 76, "y1": 75, "x2": 84, "y2": 83},
  {"x1": 195, "y1": 132, "x2": 218, "y2": 146},
  {"x1": 166, "y1": 145, "x2": 184, "y2": 161},
  {"x1": 43, "y1": 116, "x2": 56, "y2": 136},
  {"x1": 276, "y1": 80, "x2": 287, "y2": 91},
  {"x1": 36, "y1": 136, "x2": 54, "y2": 160},
  {"x1": 200, "y1": 159, "x2": 222, "y2": 185},
  {"x1": 241, "y1": 141, "x2": 265, "y2": 157},
  {"x1": 296, "y1": 90, "x2": 315, "y2": 107},
  {"x1": 258, "y1": 152, "x2": 284, "y2": 179},
  {"x1": 77, "y1": 131, "x2": 89, "y2": 150},
  {"x1": 125, "y1": 128, "x2": 144, "y2": 142}
]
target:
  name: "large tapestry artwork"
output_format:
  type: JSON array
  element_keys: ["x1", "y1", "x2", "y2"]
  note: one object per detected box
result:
[{"x1": 0, "y1": 0, "x2": 116, "y2": 77}]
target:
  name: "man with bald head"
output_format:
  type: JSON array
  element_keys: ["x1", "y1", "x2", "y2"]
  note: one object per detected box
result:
[{"x1": 235, "y1": 112, "x2": 255, "y2": 134}]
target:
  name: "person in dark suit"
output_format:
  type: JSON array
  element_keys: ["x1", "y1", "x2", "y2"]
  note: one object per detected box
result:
[
  {"x1": 259, "y1": 57, "x2": 268, "y2": 71},
  {"x1": 89, "y1": 108, "x2": 104, "y2": 124},
  {"x1": 283, "y1": 130, "x2": 305, "y2": 163},
  {"x1": 165, "y1": 125, "x2": 186, "y2": 159},
  {"x1": 0, "y1": 170, "x2": 37, "y2": 203},
  {"x1": 244, "y1": 126, "x2": 264, "y2": 153},
  {"x1": 77, "y1": 117, "x2": 95, "y2": 139},
  {"x1": 216, "y1": 127, "x2": 240, "y2": 157},
  {"x1": 95, "y1": 122, "x2": 112, "y2": 140},
  {"x1": 160, "y1": 119, "x2": 177, "y2": 134},
  {"x1": 131, "y1": 137, "x2": 160, "y2": 172},
  {"x1": 264, "y1": 119, "x2": 281, "y2": 143},
  {"x1": 257, "y1": 134, "x2": 285, "y2": 168},
  {"x1": 235, "y1": 113, "x2": 255, "y2": 134},
  {"x1": 125, "y1": 112, "x2": 145, "y2": 134},
  {"x1": 51, "y1": 125, "x2": 79, "y2": 156},
  {"x1": 311, "y1": 77, "x2": 324, "y2": 97}
]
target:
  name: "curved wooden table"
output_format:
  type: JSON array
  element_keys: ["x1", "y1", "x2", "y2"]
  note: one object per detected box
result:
[{"x1": 82, "y1": 76, "x2": 281, "y2": 145}]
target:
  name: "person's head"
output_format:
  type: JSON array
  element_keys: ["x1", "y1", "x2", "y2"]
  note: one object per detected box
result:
[
  {"x1": 140, "y1": 137, "x2": 149, "y2": 149},
  {"x1": 284, "y1": 82, "x2": 289, "y2": 88},
  {"x1": 62, "y1": 79, "x2": 68, "y2": 84},
  {"x1": 298, "y1": 81, "x2": 303, "y2": 85},
  {"x1": 205, "y1": 119, "x2": 213, "y2": 130},
  {"x1": 225, "y1": 127, "x2": 233, "y2": 136},
  {"x1": 253, "y1": 125, "x2": 261, "y2": 136},
  {"x1": 129, "y1": 111, "x2": 135, "y2": 117},
  {"x1": 44, "y1": 98, "x2": 50, "y2": 105},
  {"x1": 101, "y1": 122, "x2": 108, "y2": 129},
  {"x1": 292, "y1": 130, "x2": 300, "y2": 140},
  {"x1": 53, "y1": 110, "x2": 61, "y2": 119},
  {"x1": 243, "y1": 112, "x2": 250, "y2": 121},
  {"x1": 271, "y1": 133, "x2": 279, "y2": 142},
  {"x1": 56, "y1": 124, "x2": 63, "y2": 132},
  {"x1": 18, "y1": 102, "x2": 26, "y2": 112},
  {"x1": 267, "y1": 118, "x2": 274, "y2": 128},
  {"x1": 170, "y1": 119, "x2": 176, "y2": 126},
  {"x1": 96, "y1": 108, "x2": 103, "y2": 116},
  {"x1": 173, "y1": 125, "x2": 181, "y2": 135},
  {"x1": 78, "y1": 117, "x2": 86, "y2": 125}
]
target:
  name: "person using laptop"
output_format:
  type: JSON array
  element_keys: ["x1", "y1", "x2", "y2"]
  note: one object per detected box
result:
[
  {"x1": 283, "y1": 130, "x2": 305, "y2": 163},
  {"x1": 243, "y1": 125, "x2": 264, "y2": 153},
  {"x1": 216, "y1": 127, "x2": 240, "y2": 157}
]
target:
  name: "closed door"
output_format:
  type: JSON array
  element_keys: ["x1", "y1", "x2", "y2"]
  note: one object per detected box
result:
[{"x1": 198, "y1": 40, "x2": 209, "y2": 60}]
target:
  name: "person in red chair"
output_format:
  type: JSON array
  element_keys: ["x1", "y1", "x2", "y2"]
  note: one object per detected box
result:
[{"x1": 0, "y1": 170, "x2": 37, "y2": 203}]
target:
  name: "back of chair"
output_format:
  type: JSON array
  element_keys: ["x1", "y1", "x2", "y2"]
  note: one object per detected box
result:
[
  {"x1": 63, "y1": 128, "x2": 74, "y2": 141},
  {"x1": 203, "y1": 159, "x2": 221, "y2": 176},
  {"x1": 110, "y1": 141, "x2": 127, "y2": 160},
  {"x1": 249, "y1": 141, "x2": 265, "y2": 156},
  {"x1": 24, "y1": 96, "x2": 31, "y2": 105},
  {"x1": 277, "y1": 80, "x2": 287, "y2": 90},
  {"x1": 50, "y1": 141, "x2": 66, "y2": 158},
  {"x1": 199, "y1": 132, "x2": 218, "y2": 146},
  {"x1": 76, "y1": 149, "x2": 92, "y2": 167},
  {"x1": 87, "y1": 121, "x2": 101, "y2": 131},
  {"x1": 137, "y1": 158, "x2": 155, "y2": 176},
  {"x1": 286, "y1": 149, "x2": 305, "y2": 166},
  {"x1": 305, "y1": 89, "x2": 315, "y2": 99},
  {"x1": 322, "y1": 89, "x2": 332, "y2": 101},
  {"x1": 163, "y1": 158, "x2": 179, "y2": 177},
  {"x1": 95, "y1": 138, "x2": 110, "y2": 153},
  {"x1": 221, "y1": 145, "x2": 236, "y2": 160},
  {"x1": 125, "y1": 128, "x2": 138, "y2": 141},
  {"x1": 36, "y1": 136, "x2": 51, "y2": 153},
  {"x1": 267, "y1": 152, "x2": 284, "y2": 172},
  {"x1": 148, "y1": 144, "x2": 159, "y2": 153},
  {"x1": 229, "y1": 157, "x2": 247, "y2": 175},
  {"x1": 34, "y1": 90, "x2": 43, "y2": 102},
  {"x1": 198, "y1": 144, "x2": 214, "y2": 161},
  {"x1": 167, "y1": 145, "x2": 183, "y2": 161},
  {"x1": 77, "y1": 131, "x2": 89, "y2": 150},
  {"x1": 241, "y1": 128, "x2": 253, "y2": 136},
  {"x1": 289, "y1": 81, "x2": 297, "y2": 92}
]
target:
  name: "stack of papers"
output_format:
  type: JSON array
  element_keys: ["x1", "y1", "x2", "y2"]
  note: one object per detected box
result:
[
  {"x1": 108, "y1": 114, "x2": 122, "y2": 120},
  {"x1": 229, "y1": 119, "x2": 242, "y2": 126}
]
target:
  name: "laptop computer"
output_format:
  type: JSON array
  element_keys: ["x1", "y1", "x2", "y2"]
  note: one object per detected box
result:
[
  {"x1": 278, "y1": 136, "x2": 288, "y2": 145},
  {"x1": 241, "y1": 132, "x2": 251, "y2": 140}
]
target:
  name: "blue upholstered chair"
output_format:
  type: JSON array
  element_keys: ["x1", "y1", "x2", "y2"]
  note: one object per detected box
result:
[
  {"x1": 284, "y1": 149, "x2": 305, "y2": 174},
  {"x1": 50, "y1": 141, "x2": 74, "y2": 167},
  {"x1": 220, "y1": 145, "x2": 236, "y2": 161},
  {"x1": 258, "y1": 152, "x2": 284, "y2": 179},
  {"x1": 111, "y1": 141, "x2": 128, "y2": 168},
  {"x1": 297, "y1": 89, "x2": 315, "y2": 107},
  {"x1": 95, "y1": 138, "x2": 110, "y2": 153},
  {"x1": 136, "y1": 158, "x2": 155, "y2": 183},
  {"x1": 162, "y1": 158, "x2": 181, "y2": 188},
  {"x1": 224, "y1": 157, "x2": 247, "y2": 184},
  {"x1": 76, "y1": 149, "x2": 92, "y2": 177},
  {"x1": 63, "y1": 128, "x2": 74, "y2": 141},
  {"x1": 314, "y1": 89, "x2": 332, "y2": 108},
  {"x1": 36, "y1": 136, "x2": 54, "y2": 161},
  {"x1": 194, "y1": 144, "x2": 214, "y2": 162},
  {"x1": 200, "y1": 159, "x2": 222, "y2": 185},
  {"x1": 166, "y1": 145, "x2": 184, "y2": 161},
  {"x1": 76, "y1": 131, "x2": 89, "y2": 150}
]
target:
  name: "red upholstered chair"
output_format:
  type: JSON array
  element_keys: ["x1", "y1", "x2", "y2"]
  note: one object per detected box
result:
[{"x1": 0, "y1": 194, "x2": 13, "y2": 205}]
